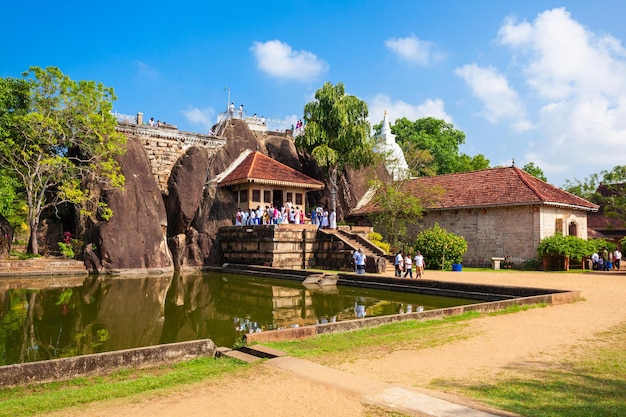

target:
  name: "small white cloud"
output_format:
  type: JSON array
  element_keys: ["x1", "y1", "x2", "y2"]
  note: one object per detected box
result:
[
  {"x1": 250, "y1": 40, "x2": 328, "y2": 81},
  {"x1": 368, "y1": 94, "x2": 454, "y2": 127},
  {"x1": 135, "y1": 61, "x2": 159, "y2": 80},
  {"x1": 384, "y1": 35, "x2": 444, "y2": 66},
  {"x1": 455, "y1": 63, "x2": 532, "y2": 132},
  {"x1": 181, "y1": 106, "x2": 216, "y2": 132}
]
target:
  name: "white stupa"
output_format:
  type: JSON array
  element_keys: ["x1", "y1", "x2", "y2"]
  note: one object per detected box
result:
[{"x1": 376, "y1": 111, "x2": 409, "y2": 181}]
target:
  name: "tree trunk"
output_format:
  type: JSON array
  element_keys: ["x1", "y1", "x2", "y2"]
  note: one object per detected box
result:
[
  {"x1": 27, "y1": 219, "x2": 39, "y2": 255},
  {"x1": 329, "y1": 165, "x2": 338, "y2": 214}
]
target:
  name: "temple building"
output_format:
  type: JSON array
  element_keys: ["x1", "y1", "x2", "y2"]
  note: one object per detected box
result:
[{"x1": 217, "y1": 150, "x2": 324, "y2": 210}]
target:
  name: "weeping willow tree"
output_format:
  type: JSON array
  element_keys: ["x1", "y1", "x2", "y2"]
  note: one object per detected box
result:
[{"x1": 295, "y1": 82, "x2": 374, "y2": 214}]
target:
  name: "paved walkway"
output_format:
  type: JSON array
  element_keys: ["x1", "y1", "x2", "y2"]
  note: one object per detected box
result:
[{"x1": 267, "y1": 356, "x2": 517, "y2": 417}]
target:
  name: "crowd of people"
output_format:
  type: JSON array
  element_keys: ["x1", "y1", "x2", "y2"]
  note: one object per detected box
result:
[
  {"x1": 233, "y1": 204, "x2": 337, "y2": 228},
  {"x1": 394, "y1": 250, "x2": 426, "y2": 279},
  {"x1": 591, "y1": 248, "x2": 622, "y2": 271}
]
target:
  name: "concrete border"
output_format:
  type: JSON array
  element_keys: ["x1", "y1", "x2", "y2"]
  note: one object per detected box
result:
[{"x1": 0, "y1": 339, "x2": 217, "y2": 388}]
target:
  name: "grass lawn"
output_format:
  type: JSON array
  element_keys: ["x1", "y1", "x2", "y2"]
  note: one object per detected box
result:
[{"x1": 1, "y1": 308, "x2": 623, "y2": 417}]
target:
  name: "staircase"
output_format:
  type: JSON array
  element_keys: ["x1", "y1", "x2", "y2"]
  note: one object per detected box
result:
[{"x1": 320, "y1": 229, "x2": 394, "y2": 274}]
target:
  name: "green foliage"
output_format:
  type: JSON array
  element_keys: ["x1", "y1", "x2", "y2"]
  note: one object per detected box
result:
[
  {"x1": 453, "y1": 152, "x2": 491, "y2": 173},
  {"x1": 368, "y1": 180, "x2": 424, "y2": 248},
  {"x1": 536, "y1": 235, "x2": 594, "y2": 261},
  {"x1": 367, "y1": 231, "x2": 391, "y2": 253},
  {"x1": 522, "y1": 162, "x2": 548, "y2": 182},
  {"x1": 296, "y1": 82, "x2": 374, "y2": 213},
  {"x1": 0, "y1": 67, "x2": 127, "y2": 253},
  {"x1": 57, "y1": 242, "x2": 75, "y2": 259},
  {"x1": 373, "y1": 116, "x2": 490, "y2": 176},
  {"x1": 588, "y1": 238, "x2": 616, "y2": 253},
  {"x1": 414, "y1": 223, "x2": 468, "y2": 270}
]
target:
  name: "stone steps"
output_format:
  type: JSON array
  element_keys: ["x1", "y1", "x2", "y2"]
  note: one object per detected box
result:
[{"x1": 216, "y1": 345, "x2": 288, "y2": 363}]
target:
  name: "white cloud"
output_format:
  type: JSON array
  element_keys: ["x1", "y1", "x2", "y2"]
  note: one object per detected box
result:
[
  {"x1": 495, "y1": 7, "x2": 626, "y2": 183},
  {"x1": 250, "y1": 40, "x2": 328, "y2": 81},
  {"x1": 455, "y1": 64, "x2": 532, "y2": 132},
  {"x1": 181, "y1": 106, "x2": 216, "y2": 132},
  {"x1": 384, "y1": 35, "x2": 444, "y2": 66},
  {"x1": 135, "y1": 61, "x2": 159, "y2": 80},
  {"x1": 368, "y1": 94, "x2": 454, "y2": 127}
]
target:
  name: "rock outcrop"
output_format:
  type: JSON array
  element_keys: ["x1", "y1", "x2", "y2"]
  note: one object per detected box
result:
[
  {"x1": 43, "y1": 118, "x2": 382, "y2": 272},
  {"x1": 85, "y1": 136, "x2": 173, "y2": 273}
]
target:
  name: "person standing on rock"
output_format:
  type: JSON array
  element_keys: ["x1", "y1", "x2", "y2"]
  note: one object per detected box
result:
[{"x1": 329, "y1": 210, "x2": 337, "y2": 229}]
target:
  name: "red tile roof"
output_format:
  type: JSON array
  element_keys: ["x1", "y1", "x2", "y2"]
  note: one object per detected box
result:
[
  {"x1": 219, "y1": 151, "x2": 324, "y2": 189},
  {"x1": 354, "y1": 166, "x2": 599, "y2": 214}
]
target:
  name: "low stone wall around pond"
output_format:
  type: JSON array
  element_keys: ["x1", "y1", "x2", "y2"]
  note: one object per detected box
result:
[{"x1": 0, "y1": 339, "x2": 217, "y2": 388}]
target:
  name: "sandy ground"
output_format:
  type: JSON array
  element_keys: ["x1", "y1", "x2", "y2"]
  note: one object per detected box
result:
[{"x1": 47, "y1": 269, "x2": 626, "y2": 417}]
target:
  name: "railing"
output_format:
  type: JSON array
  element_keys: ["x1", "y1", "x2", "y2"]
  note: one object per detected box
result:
[{"x1": 113, "y1": 112, "x2": 138, "y2": 124}]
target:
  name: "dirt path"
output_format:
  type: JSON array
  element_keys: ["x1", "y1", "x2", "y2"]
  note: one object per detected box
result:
[{"x1": 48, "y1": 270, "x2": 626, "y2": 417}]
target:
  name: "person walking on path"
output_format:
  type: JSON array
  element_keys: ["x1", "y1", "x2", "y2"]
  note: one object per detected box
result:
[
  {"x1": 394, "y1": 251, "x2": 404, "y2": 277},
  {"x1": 414, "y1": 251, "x2": 425, "y2": 278},
  {"x1": 614, "y1": 248, "x2": 622, "y2": 270},
  {"x1": 403, "y1": 253, "x2": 413, "y2": 278}
]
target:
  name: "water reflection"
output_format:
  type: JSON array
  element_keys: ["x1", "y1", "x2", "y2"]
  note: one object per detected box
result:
[{"x1": 0, "y1": 271, "x2": 479, "y2": 365}]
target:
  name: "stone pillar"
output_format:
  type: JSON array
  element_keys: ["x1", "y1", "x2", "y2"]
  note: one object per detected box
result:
[{"x1": 137, "y1": 112, "x2": 143, "y2": 125}]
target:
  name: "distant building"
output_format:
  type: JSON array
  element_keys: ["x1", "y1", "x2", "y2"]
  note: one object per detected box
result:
[{"x1": 351, "y1": 166, "x2": 599, "y2": 267}]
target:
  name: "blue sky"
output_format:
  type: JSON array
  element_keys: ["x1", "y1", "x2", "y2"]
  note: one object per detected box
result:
[{"x1": 2, "y1": 1, "x2": 626, "y2": 187}]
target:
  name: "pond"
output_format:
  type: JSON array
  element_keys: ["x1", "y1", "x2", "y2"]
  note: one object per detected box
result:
[{"x1": 0, "y1": 271, "x2": 481, "y2": 366}]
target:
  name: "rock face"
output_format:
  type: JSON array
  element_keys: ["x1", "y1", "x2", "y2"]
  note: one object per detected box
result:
[
  {"x1": 0, "y1": 214, "x2": 13, "y2": 258},
  {"x1": 86, "y1": 137, "x2": 173, "y2": 273},
  {"x1": 65, "y1": 119, "x2": 381, "y2": 272},
  {"x1": 165, "y1": 147, "x2": 211, "y2": 269}
]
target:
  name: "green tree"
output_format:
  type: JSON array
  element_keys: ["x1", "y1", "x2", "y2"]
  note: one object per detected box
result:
[
  {"x1": 296, "y1": 82, "x2": 374, "y2": 213},
  {"x1": 522, "y1": 162, "x2": 548, "y2": 182},
  {"x1": 414, "y1": 223, "x2": 468, "y2": 270},
  {"x1": 454, "y1": 153, "x2": 491, "y2": 173},
  {"x1": 0, "y1": 67, "x2": 126, "y2": 254},
  {"x1": 368, "y1": 179, "x2": 424, "y2": 249},
  {"x1": 375, "y1": 117, "x2": 489, "y2": 175},
  {"x1": 564, "y1": 165, "x2": 626, "y2": 221}
]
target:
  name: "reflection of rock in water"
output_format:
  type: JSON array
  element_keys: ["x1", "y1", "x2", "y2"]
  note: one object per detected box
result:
[{"x1": 94, "y1": 274, "x2": 173, "y2": 351}]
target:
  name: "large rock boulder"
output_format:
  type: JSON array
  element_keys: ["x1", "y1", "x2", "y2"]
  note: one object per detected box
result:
[{"x1": 86, "y1": 136, "x2": 173, "y2": 273}]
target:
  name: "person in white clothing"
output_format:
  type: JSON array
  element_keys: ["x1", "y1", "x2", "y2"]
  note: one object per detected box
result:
[
  {"x1": 403, "y1": 254, "x2": 413, "y2": 278},
  {"x1": 413, "y1": 251, "x2": 425, "y2": 278},
  {"x1": 329, "y1": 210, "x2": 337, "y2": 229},
  {"x1": 355, "y1": 248, "x2": 367, "y2": 274},
  {"x1": 614, "y1": 249, "x2": 622, "y2": 270}
]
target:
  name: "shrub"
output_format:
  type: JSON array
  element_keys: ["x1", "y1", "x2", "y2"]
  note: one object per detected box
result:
[
  {"x1": 414, "y1": 223, "x2": 468, "y2": 270},
  {"x1": 368, "y1": 231, "x2": 391, "y2": 253},
  {"x1": 536, "y1": 235, "x2": 593, "y2": 262}
]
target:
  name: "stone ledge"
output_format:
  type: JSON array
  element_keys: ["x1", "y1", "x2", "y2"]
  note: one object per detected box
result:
[
  {"x1": 0, "y1": 339, "x2": 217, "y2": 388},
  {"x1": 0, "y1": 258, "x2": 88, "y2": 277}
]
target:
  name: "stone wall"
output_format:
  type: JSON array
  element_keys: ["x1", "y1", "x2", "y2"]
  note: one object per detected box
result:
[
  {"x1": 220, "y1": 224, "x2": 318, "y2": 269},
  {"x1": 116, "y1": 123, "x2": 227, "y2": 193},
  {"x1": 409, "y1": 205, "x2": 590, "y2": 267},
  {"x1": 0, "y1": 259, "x2": 87, "y2": 277}
]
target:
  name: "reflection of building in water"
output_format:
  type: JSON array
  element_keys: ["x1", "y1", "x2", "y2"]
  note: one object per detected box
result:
[{"x1": 217, "y1": 280, "x2": 318, "y2": 330}]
